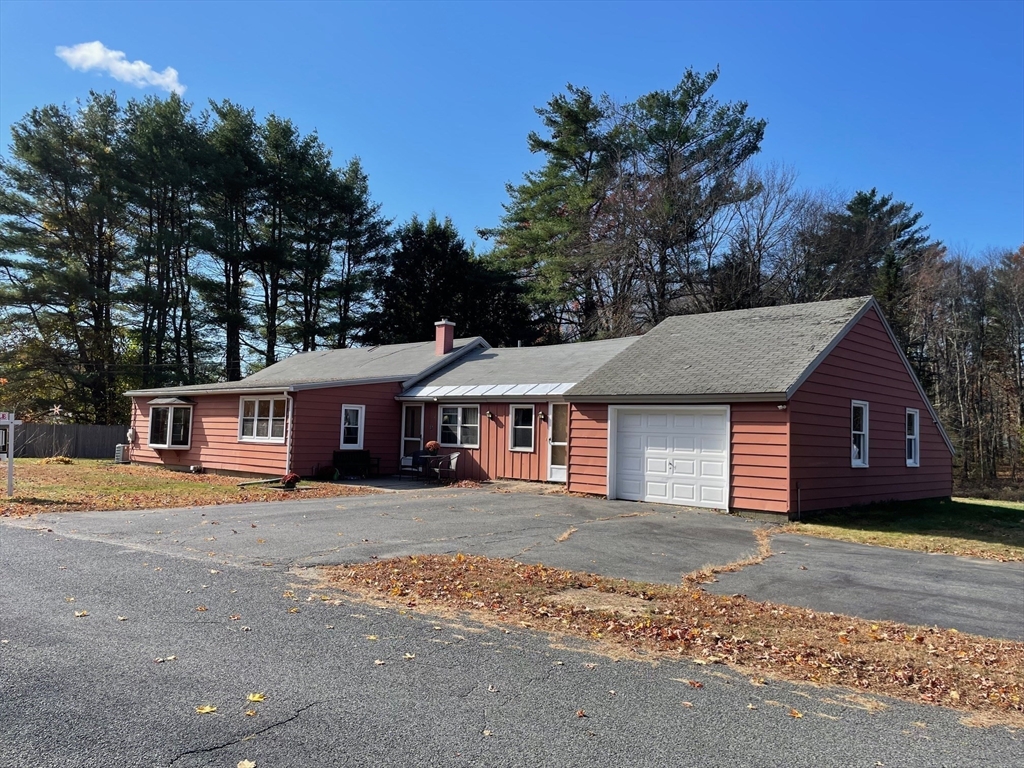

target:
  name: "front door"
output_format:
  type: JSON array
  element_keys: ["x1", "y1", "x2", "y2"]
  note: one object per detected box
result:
[
  {"x1": 547, "y1": 402, "x2": 568, "y2": 482},
  {"x1": 402, "y1": 404, "x2": 423, "y2": 457}
]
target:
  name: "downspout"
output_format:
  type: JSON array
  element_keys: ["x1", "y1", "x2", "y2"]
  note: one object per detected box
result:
[{"x1": 284, "y1": 390, "x2": 294, "y2": 476}]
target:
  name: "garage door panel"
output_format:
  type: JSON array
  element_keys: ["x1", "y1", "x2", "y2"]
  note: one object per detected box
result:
[
  {"x1": 673, "y1": 435, "x2": 696, "y2": 452},
  {"x1": 647, "y1": 435, "x2": 669, "y2": 451},
  {"x1": 614, "y1": 407, "x2": 729, "y2": 510},
  {"x1": 674, "y1": 459, "x2": 696, "y2": 476},
  {"x1": 646, "y1": 457, "x2": 669, "y2": 473}
]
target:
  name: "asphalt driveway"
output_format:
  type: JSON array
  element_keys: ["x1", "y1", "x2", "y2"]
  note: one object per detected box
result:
[{"x1": 9, "y1": 483, "x2": 1023, "y2": 640}]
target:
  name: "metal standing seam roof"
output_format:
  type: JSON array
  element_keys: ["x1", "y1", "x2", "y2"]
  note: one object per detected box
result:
[
  {"x1": 124, "y1": 337, "x2": 487, "y2": 397},
  {"x1": 566, "y1": 297, "x2": 874, "y2": 399},
  {"x1": 398, "y1": 336, "x2": 642, "y2": 399}
]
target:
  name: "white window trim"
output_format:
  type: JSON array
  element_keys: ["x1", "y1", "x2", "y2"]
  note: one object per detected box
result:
[
  {"x1": 238, "y1": 396, "x2": 287, "y2": 444},
  {"x1": 906, "y1": 408, "x2": 920, "y2": 467},
  {"x1": 509, "y1": 405, "x2": 535, "y2": 452},
  {"x1": 148, "y1": 405, "x2": 193, "y2": 450},
  {"x1": 851, "y1": 400, "x2": 869, "y2": 468},
  {"x1": 438, "y1": 404, "x2": 480, "y2": 448},
  {"x1": 339, "y1": 404, "x2": 366, "y2": 450}
]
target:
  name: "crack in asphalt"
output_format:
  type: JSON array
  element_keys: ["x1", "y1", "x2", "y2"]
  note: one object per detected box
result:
[{"x1": 166, "y1": 701, "x2": 321, "y2": 767}]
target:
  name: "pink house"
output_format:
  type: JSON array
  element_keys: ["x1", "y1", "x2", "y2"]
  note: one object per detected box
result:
[{"x1": 126, "y1": 298, "x2": 953, "y2": 517}]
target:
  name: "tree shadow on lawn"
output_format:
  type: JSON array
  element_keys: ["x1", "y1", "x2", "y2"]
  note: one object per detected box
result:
[{"x1": 795, "y1": 497, "x2": 1024, "y2": 551}]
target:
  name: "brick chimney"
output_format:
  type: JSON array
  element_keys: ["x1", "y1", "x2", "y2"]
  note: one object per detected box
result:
[{"x1": 434, "y1": 319, "x2": 455, "y2": 356}]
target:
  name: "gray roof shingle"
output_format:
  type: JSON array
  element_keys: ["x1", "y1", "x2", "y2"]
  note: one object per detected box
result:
[
  {"x1": 125, "y1": 338, "x2": 486, "y2": 397},
  {"x1": 404, "y1": 336, "x2": 641, "y2": 394},
  {"x1": 566, "y1": 297, "x2": 872, "y2": 399}
]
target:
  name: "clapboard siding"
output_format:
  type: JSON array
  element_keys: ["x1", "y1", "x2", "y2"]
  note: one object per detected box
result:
[
  {"x1": 129, "y1": 394, "x2": 287, "y2": 475},
  {"x1": 567, "y1": 404, "x2": 609, "y2": 495},
  {"x1": 730, "y1": 403, "x2": 789, "y2": 513},
  {"x1": 422, "y1": 402, "x2": 551, "y2": 482},
  {"x1": 291, "y1": 383, "x2": 404, "y2": 477},
  {"x1": 789, "y1": 307, "x2": 952, "y2": 512}
]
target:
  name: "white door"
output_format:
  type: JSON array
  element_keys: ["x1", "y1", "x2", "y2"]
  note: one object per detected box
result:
[
  {"x1": 613, "y1": 407, "x2": 729, "y2": 509},
  {"x1": 401, "y1": 404, "x2": 423, "y2": 457},
  {"x1": 547, "y1": 402, "x2": 568, "y2": 482}
]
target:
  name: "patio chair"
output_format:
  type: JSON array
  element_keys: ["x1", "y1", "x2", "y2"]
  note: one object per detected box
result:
[{"x1": 431, "y1": 452, "x2": 460, "y2": 484}]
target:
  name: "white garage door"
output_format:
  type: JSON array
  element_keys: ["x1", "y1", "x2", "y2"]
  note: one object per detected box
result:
[{"x1": 613, "y1": 407, "x2": 729, "y2": 509}]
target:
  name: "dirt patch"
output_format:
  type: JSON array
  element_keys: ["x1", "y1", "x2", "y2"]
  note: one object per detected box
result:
[{"x1": 320, "y1": 553, "x2": 1024, "y2": 725}]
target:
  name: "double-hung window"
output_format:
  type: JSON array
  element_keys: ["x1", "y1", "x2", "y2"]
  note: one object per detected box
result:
[
  {"x1": 906, "y1": 408, "x2": 920, "y2": 467},
  {"x1": 851, "y1": 400, "x2": 869, "y2": 467},
  {"x1": 510, "y1": 405, "x2": 534, "y2": 451},
  {"x1": 149, "y1": 405, "x2": 192, "y2": 449},
  {"x1": 340, "y1": 404, "x2": 365, "y2": 449},
  {"x1": 239, "y1": 397, "x2": 287, "y2": 442},
  {"x1": 440, "y1": 405, "x2": 479, "y2": 448}
]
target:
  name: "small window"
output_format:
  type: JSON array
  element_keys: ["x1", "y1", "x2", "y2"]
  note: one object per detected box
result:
[
  {"x1": 340, "y1": 404, "x2": 365, "y2": 450},
  {"x1": 239, "y1": 397, "x2": 287, "y2": 443},
  {"x1": 440, "y1": 405, "x2": 479, "y2": 448},
  {"x1": 851, "y1": 400, "x2": 869, "y2": 468},
  {"x1": 149, "y1": 406, "x2": 192, "y2": 449},
  {"x1": 906, "y1": 408, "x2": 920, "y2": 467},
  {"x1": 510, "y1": 406, "x2": 534, "y2": 452}
]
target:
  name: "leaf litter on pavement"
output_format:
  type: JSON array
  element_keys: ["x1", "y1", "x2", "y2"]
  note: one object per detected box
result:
[{"x1": 322, "y1": 553, "x2": 1024, "y2": 724}]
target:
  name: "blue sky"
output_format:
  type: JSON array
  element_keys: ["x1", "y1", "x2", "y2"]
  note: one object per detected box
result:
[{"x1": 1, "y1": 0, "x2": 1021, "y2": 254}]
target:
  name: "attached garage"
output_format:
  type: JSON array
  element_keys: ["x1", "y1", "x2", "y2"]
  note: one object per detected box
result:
[{"x1": 609, "y1": 406, "x2": 730, "y2": 509}]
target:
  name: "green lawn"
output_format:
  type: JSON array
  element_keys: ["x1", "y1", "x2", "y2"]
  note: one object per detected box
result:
[{"x1": 784, "y1": 497, "x2": 1024, "y2": 561}]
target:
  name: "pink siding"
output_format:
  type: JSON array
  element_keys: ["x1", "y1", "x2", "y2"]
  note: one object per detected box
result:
[
  {"x1": 731, "y1": 403, "x2": 790, "y2": 514},
  {"x1": 291, "y1": 383, "x2": 405, "y2": 477},
  {"x1": 129, "y1": 394, "x2": 287, "y2": 475},
  {"x1": 789, "y1": 307, "x2": 953, "y2": 512},
  {"x1": 567, "y1": 404, "x2": 609, "y2": 495},
  {"x1": 421, "y1": 402, "x2": 551, "y2": 482}
]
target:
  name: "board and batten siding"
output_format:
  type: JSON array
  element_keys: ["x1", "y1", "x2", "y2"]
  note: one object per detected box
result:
[
  {"x1": 421, "y1": 402, "x2": 551, "y2": 482},
  {"x1": 129, "y1": 394, "x2": 287, "y2": 475},
  {"x1": 730, "y1": 403, "x2": 790, "y2": 514},
  {"x1": 788, "y1": 307, "x2": 952, "y2": 512},
  {"x1": 291, "y1": 383, "x2": 404, "y2": 477},
  {"x1": 567, "y1": 403, "x2": 609, "y2": 495}
]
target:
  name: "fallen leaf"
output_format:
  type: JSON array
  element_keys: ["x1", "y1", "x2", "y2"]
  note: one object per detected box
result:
[
  {"x1": 229, "y1": 614, "x2": 242, "y2": 621},
  {"x1": 687, "y1": 680, "x2": 704, "y2": 689},
  {"x1": 74, "y1": 610, "x2": 88, "y2": 618},
  {"x1": 287, "y1": 607, "x2": 300, "y2": 614},
  {"x1": 195, "y1": 705, "x2": 217, "y2": 714},
  {"x1": 487, "y1": 684, "x2": 498, "y2": 692},
  {"x1": 681, "y1": 701, "x2": 693, "y2": 708},
  {"x1": 244, "y1": 710, "x2": 257, "y2": 718},
  {"x1": 367, "y1": 635, "x2": 378, "y2": 641},
  {"x1": 117, "y1": 616, "x2": 127, "y2": 621},
  {"x1": 788, "y1": 708, "x2": 803, "y2": 719},
  {"x1": 575, "y1": 709, "x2": 587, "y2": 718},
  {"x1": 209, "y1": 569, "x2": 220, "y2": 574},
  {"x1": 325, "y1": 624, "x2": 335, "y2": 629},
  {"x1": 166, "y1": 655, "x2": 177, "y2": 660},
  {"x1": 238, "y1": 760, "x2": 256, "y2": 768},
  {"x1": 374, "y1": 659, "x2": 385, "y2": 666},
  {"x1": 404, "y1": 653, "x2": 416, "y2": 660},
  {"x1": 747, "y1": 704, "x2": 757, "y2": 710},
  {"x1": 195, "y1": 605, "x2": 208, "y2": 612},
  {"x1": 246, "y1": 692, "x2": 266, "y2": 703}
]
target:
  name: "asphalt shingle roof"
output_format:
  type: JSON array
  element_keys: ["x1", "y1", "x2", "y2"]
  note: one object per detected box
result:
[
  {"x1": 407, "y1": 337, "x2": 641, "y2": 389},
  {"x1": 125, "y1": 338, "x2": 486, "y2": 397},
  {"x1": 566, "y1": 297, "x2": 873, "y2": 399}
]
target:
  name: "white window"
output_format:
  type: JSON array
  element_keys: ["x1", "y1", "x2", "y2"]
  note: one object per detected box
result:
[
  {"x1": 906, "y1": 408, "x2": 920, "y2": 467},
  {"x1": 510, "y1": 405, "x2": 534, "y2": 451},
  {"x1": 439, "y1": 405, "x2": 479, "y2": 447},
  {"x1": 149, "y1": 406, "x2": 192, "y2": 449},
  {"x1": 851, "y1": 400, "x2": 869, "y2": 468},
  {"x1": 239, "y1": 397, "x2": 287, "y2": 443},
  {"x1": 340, "y1": 404, "x2": 365, "y2": 449}
]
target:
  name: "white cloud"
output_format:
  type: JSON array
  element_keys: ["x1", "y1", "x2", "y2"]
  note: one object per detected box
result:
[{"x1": 55, "y1": 41, "x2": 186, "y2": 95}]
